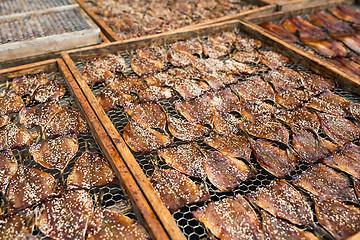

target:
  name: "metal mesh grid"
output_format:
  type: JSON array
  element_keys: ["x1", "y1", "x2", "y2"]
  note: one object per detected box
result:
[
  {"x1": 0, "y1": 8, "x2": 91, "y2": 44},
  {"x1": 0, "y1": 70, "x2": 137, "y2": 238},
  {"x1": 0, "y1": 0, "x2": 74, "y2": 15},
  {"x1": 75, "y1": 32, "x2": 360, "y2": 239}
]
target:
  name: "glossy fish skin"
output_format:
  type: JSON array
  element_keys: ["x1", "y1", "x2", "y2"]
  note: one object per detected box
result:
[
  {"x1": 123, "y1": 120, "x2": 172, "y2": 153},
  {"x1": 97, "y1": 87, "x2": 133, "y2": 112},
  {"x1": 175, "y1": 98, "x2": 215, "y2": 126},
  {"x1": 39, "y1": 190, "x2": 94, "y2": 240},
  {"x1": 329, "y1": 5, "x2": 360, "y2": 24},
  {"x1": 32, "y1": 81, "x2": 66, "y2": 104},
  {"x1": 299, "y1": 71, "x2": 335, "y2": 95},
  {"x1": 282, "y1": 16, "x2": 327, "y2": 41},
  {"x1": 0, "y1": 212, "x2": 34, "y2": 238},
  {"x1": 192, "y1": 195, "x2": 265, "y2": 240},
  {"x1": 0, "y1": 122, "x2": 32, "y2": 151},
  {"x1": 126, "y1": 102, "x2": 167, "y2": 130},
  {"x1": 275, "y1": 108, "x2": 320, "y2": 132},
  {"x1": 310, "y1": 11, "x2": 354, "y2": 35},
  {"x1": 238, "y1": 99, "x2": 274, "y2": 123},
  {"x1": 318, "y1": 112, "x2": 360, "y2": 145},
  {"x1": 204, "y1": 88, "x2": 241, "y2": 114},
  {"x1": 302, "y1": 39, "x2": 348, "y2": 58},
  {"x1": 335, "y1": 34, "x2": 360, "y2": 55},
  {"x1": 150, "y1": 169, "x2": 209, "y2": 213},
  {"x1": 306, "y1": 90, "x2": 350, "y2": 117},
  {"x1": 314, "y1": 196, "x2": 360, "y2": 240},
  {"x1": 29, "y1": 136, "x2": 78, "y2": 172},
  {"x1": 167, "y1": 116, "x2": 210, "y2": 142},
  {"x1": 247, "y1": 180, "x2": 314, "y2": 227},
  {"x1": 0, "y1": 149, "x2": 17, "y2": 193},
  {"x1": 323, "y1": 143, "x2": 360, "y2": 179},
  {"x1": 231, "y1": 76, "x2": 274, "y2": 102},
  {"x1": 0, "y1": 90, "x2": 24, "y2": 116},
  {"x1": 203, "y1": 133, "x2": 251, "y2": 161},
  {"x1": 292, "y1": 164, "x2": 357, "y2": 202},
  {"x1": 87, "y1": 208, "x2": 150, "y2": 240},
  {"x1": 292, "y1": 128, "x2": 337, "y2": 164},
  {"x1": 274, "y1": 86, "x2": 309, "y2": 110},
  {"x1": 259, "y1": 50, "x2": 291, "y2": 70},
  {"x1": 7, "y1": 166, "x2": 56, "y2": 210},
  {"x1": 260, "y1": 21, "x2": 298, "y2": 42},
  {"x1": 250, "y1": 139, "x2": 299, "y2": 178},
  {"x1": 330, "y1": 58, "x2": 360, "y2": 76},
  {"x1": 213, "y1": 110, "x2": 242, "y2": 135},
  {"x1": 202, "y1": 149, "x2": 253, "y2": 192},
  {"x1": 12, "y1": 73, "x2": 48, "y2": 97},
  {"x1": 67, "y1": 151, "x2": 116, "y2": 190},
  {"x1": 0, "y1": 115, "x2": 9, "y2": 128}
]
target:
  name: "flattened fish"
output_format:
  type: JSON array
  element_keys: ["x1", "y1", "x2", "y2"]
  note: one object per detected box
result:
[
  {"x1": 233, "y1": 51, "x2": 260, "y2": 64},
  {"x1": 0, "y1": 123, "x2": 31, "y2": 151},
  {"x1": 275, "y1": 108, "x2": 320, "y2": 131},
  {"x1": 262, "y1": 67, "x2": 304, "y2": 89},
  {"x1": 171, "y1": 39, "x2": 202, "y2": 55},
  {"x1": 310, "y1": 11, "x2": 354, "y2": 35},
  {"x1": 274, "y1": 86, "x2": 309, "y2": 110},
  {"x1": 213, "y1": 110, "x2": 242, "y2": 135},
  {"x1": 259, "y1": 50, "x2": 291, "y2": 70},
  {"x1": 329, "y1": 5, "x2": 360, "y2": 24},
  {"x1": 202, "y1": 149, "x2": 253, "y2": 192},
  {"x1": 39, "y1": 190, "x2": 93, "y2": 240},
  {"x1": 131, "y1": 55, "x2": 164, "y2": 77},
  {"x1": 0, "y1": 90, "x2": 24, "y2": 115},
  {"x1": 44, "y1": 106, "x2": 88, "y2": 138},
  {"x1": 7, "y1": 166, "x2": 56, "y2": 210},
  {"x1": 238, "y1": 99, "x2": 274, "y2": 123},
  {"x1": 175, "y1": 98, "x2": 215, "y2": 126},
  {"x1": 302, "y1": 39, "x2": 348, "y2": 58},
  {"x1": 200, "y1": 71, "x2": 236, "y2": 90},
  {"x1": 204, "y1": 88, "x2": 241, "y2": 113},
  {"x1": 323, "y1": 143, "x2": 360, "y2": 179},
  {"x1": 299, "y1": 71, "x2": 335, "y2": 94},
  {"x1": 173, "y1": 78, "x2": 210, "y2": 100},
  {"x1": 12, "y1": 73, "x2": 48, "y2": 97},
  {"x1": 87, "y1": 207, "x2": 150, "y2": 240},
  {"x1": 136, "y1": 45, "x2": 167, "y2": 63},
  {"x1": 335, "y1": 34, "x2": 360, "y2": 55},
  {"x1": 231, "y1": 76, "x2": 274, "y2": 101},
  {"x1": 330, "y1": 58, "x2": 360, "y2": 76},
  {"x1": 292, "y1": 128, "x2": 337, "y2": 163},
  {"x1": 240, "y1": 120, "x2": 290, "y2": 145},
  {"x1": 260, "y1": 22, "x2": 298, "y2": 42},
  {"x1": 157, "y1": 143, "x2": 206, "y2": 178},
  {"x1": 261, "y1": 210, "x2": 318, "y2": 240},
  {"x1": 19, "y1": 102, "x2": 61, "y2": 130},
  {"x1": 150, "y1": 169, "x2": 210, "y2": 213},
  {"x1": 292, "y1": 164, "x2": 357, "y2": 202},
  {"x1": 126, "y1": 102, "x2": 166, "y2": 130},
  {"x1": 167, "y1": 116, "x2": 210, "y2": 142},
  {"x1": 167, "y1": 48, "x2": 195, "y2": 67},
  {"x1": 105, "y1": 76, "x2": 141, "y2": 94},
  {"x1": 203, "y1": 133, "x2": 251, "y2": 161},
  {"x1": 282, "y1": 16, "x2": 327, "y2": 41},
  {"x1": 192, "y1": 195, "x2": 265, "y2": 240},
  {"x1": 306, "y1": 90, "x2": 350, "y2": 117},
  {"x1": 29, "y1": 136, "x2": 78, "y2": 172},
  {"x1": 314, "y1": 196, "x2": 360, "y2": 240},
  {"x1": 247, "y1": 180, "x2": 314, "y2": 226},
  {"x1": 208, "y1": 32, "x2": 236, "y2": 47},
  {"x1": 192, "y1": 58, "x2": 228, "y2": 73},
  {"x1": 143, "y1": 71, "x2": 174, "y2": 87},
  {"x1": 202, "y1": 40, "x2": 231, "y2": 59},
  {"x1": 0, "y1": 115, "x2": 9, "y2": 128},
  {"x1": 91, "y1": 53, "x2": 126, "y2": 73},
  {"x1": 0, "y1": 212, "x2": 34, "y2": 239},
  {"x1": 97, "y1": 87, "x2": 133, "y2": 112},
  {"x1": 318, "y1": 112, "x2": 360, "y2": 145},
  {"x1": 0, "y1": 149, "x2": 17, "y2": 193},
  {"x1": 123, "y1": 120, "x2": 172, "y2": 153},
  {"x1": 224, "y1": 59, "x2": 256, "y2": 75},
  {"x1": 137, "y1": 85, "x2": 173, "y2": 102},
  {"x1": 31, "y1": 81, "x2": 66, "y2": 104},
  {"x1": 81, "y1": 64, "x2": 114, "y2": 85},
  {"x1": 250, "y1": 139, "x2": 298, "y2": 178},
  {"x1": 235, "y1": 35, "x2": 262, "y2": 51},
  {"x1": 353, "y1": 177, "x2": 360, "y2": 199},
  {"x1": 67, "y1": 151, "x2": 116, "y2": 190}
]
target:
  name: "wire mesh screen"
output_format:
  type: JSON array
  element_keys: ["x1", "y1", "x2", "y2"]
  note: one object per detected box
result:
[{"x1": 0, "y1": 0, "x2": 74, "y2": 15}]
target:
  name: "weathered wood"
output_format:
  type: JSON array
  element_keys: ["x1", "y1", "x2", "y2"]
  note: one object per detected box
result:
[
  {"x1": 347, "y1": 231, "x2": 360, "y2": 240},
  {"x1": 62, "y1": 52, "x2": 186, "y2": 240}
]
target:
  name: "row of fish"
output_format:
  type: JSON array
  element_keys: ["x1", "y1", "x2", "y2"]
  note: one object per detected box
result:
[{"x1": 260, "y1": 5, "x2": 360, "y2": 77}]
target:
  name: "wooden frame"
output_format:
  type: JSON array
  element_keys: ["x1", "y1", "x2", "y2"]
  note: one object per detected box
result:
[
  {"x1": 62, "y1": 19, "x2": 360, "y2": 239},
  {"x1": 0, "y1": 59, "x2": 171, "y2": 240}
]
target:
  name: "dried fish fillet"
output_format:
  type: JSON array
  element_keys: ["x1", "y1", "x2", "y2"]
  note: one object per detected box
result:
[
  {"x1": 150, "y1": 169, "x2": 209, "y2": 213},
  {"x1": 0, "y1": 122, "x2": 32, "y2": 151},
  {"x1": 0, "y1": 90, "x2": 24, "y2": 115},
  {"x1": 204, "y1": 88, "x2": 241, "y2": 113},
  {"x1": 203, "y1": 133, "x2": 251, "y2": 161},
  {"x1": 200, "y1": 71, "x2": 236, "y2": 90},
  {"x1": 224, "y1": 59, "x2": 256, "y2": 75},
  {"x1": 231, "y1": 76, "x2": 274, "y2": 101},
  {"x1": 167, "y1": 116, "x2": 210, "y2": 142},
  {"x1": 202, "y1": 149, "x2": 253, "y2": 192},
  {"x1": 260, "y1": 21, "x2": 298, "y2": 42},
  {"x1": 330, "y1": 58, "x2": 360, "y2": 76},
  {"x1": 81, "y1": 64, "x2": 114, "y2": 85},
  {"x1": 259, "y1": 50, "x2": 291, "y2": 70},
  {"x1": 126, "y1": 102, "x2": 167, "y2": 130},
  {"x1": 91, "y1": 53, "x2": 126, "y2": 73},
  {"x1": 314, "y1": 196, "x2": 360, "y2": 240},
  {"x1": 302, "y1": 39, "x2": 348, "y2": 58},
  {"x1": 247, "y1": 180, "x2": 314, "y2": 226},
  {"x1": 192, "y1": 195, "x2": 265, "y2": 240},
  {"x1": 131, "y1": 55, "x2": 165, "y2": 76},
  {"x1": 262, "y1": 67, "x2": 304, "y2": 89},
  {"x1": 233, "y1": 51, "x2": 260, "y2": 64},
  {"x1": 274, "y1": 86, "x2": 309, "y2": 110},
  {"x1": 7, "y1": 166, "x2": 56, "y2": 210},
  {"x1": 39, "y1": 190, "x2": 93, "y2": 240},
  {"x1": 123, "y1": 120, "x2": 172, "y2": 153},
  {"x1": 105, "y1": 76, "x2": 141, "y2": 94},
  {"x1": 0, "y1": 115, "x2": 9, "y2": 128},
  {"x1": 29, "y1": 136, "x2": 78, "y2": 172},
  {"x1": 173, "y1": 78, "x2": 210, "y2": 100},
  {"x1": 235, "y1": 35, "x2": 262, "y2": 51},
  {"x1": 250, "y1": 139, "x2": 298, "y2": 178},
  {"x1": 310, "y1": 11, "x2": 354, "y2": 35},
  {"x1": 202, "y1": 40, "x2": 231, "y2": 59},
  {"x1": 353, "y1": 177, "x2": 360, "y2": 199},
  {"x1": 213, "y1": 110, "x2": 242, "y2": 135},
  {"x1": 299, "y1": 71, "x2": 335, "y2": 94},
  {"x1": 282, "y1": 16, "x2": 327, "y2": 41},
  {"x1": 167, "y1": 48, "x2": 195, "y2": 67},
  {"x1": 136, "y1": 46, "x2": 167, "y2": 62},
  {"x1": 12, "y1": 73, "x2": 48, "y2": 97},
  {"x1": 32, "y1": 80, "x2": 66, "y2": 104},
  {"x1": 157, "y1": 143, "x2": 206, "y2": 179},
  {"x1": 335, "y1": 34, "x2": 360, "y2": 55},
  {"x1": 0, "y1": 149, "x2": 17, "y2": 193},
  {"x1": 87, "y1": 207, "x2": 150, "y2": 240},
  {"x1": 238, "y1": 99, "x2": 274, "y2": 123},
  {"x1": 175, "y1": 98, "x2": 215, "y2": 126},
  {"x1": 275, "y1": 108, "x2": 320, "y2": 131},
  {"x1": 0, "y1": 212, "x2": 34, "y2": 239},
  {"x1": 137, "y1": 85, "x2": 173, "y2": 102},
  {"x1": 97, "y1": 87, "x2": 133, "y2": 112},
  {"x1": 329, "y1": 5, "x2": 360, "y2": 24},
  {"x1": 171, "y1": 39, "x2": 202, "y2": 55},
  {"x1": 143, "y1": 71, "x2": 174, "y2": 87}
]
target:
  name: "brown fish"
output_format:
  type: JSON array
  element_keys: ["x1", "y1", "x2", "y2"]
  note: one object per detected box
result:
[
  {"x1": 167, "y1": 116, "x2": 210, "y2": 142},
  {"x1": 12, "y1": 73, "x2": 48, "y2": 97},
  {"x1": 96, "y1": 87, "x2": 133, "y2": 112},
  {"x1": 202, "y1": 41, "x2": 231, "y2": 59},
  {"x1": 233, "y1": 51, "x2": 260, "y2": 64},
  {"x1": 335, "y1": 34, "x2": 360, "y2": 55},
  {"x1": 259, "y1": 50, "x2": 291, "y2": 70},
  {"x1": 0, "y1": 123, "x2": 31, "y2": 151},
  {"x1": 0, "y1": 90, "x2": 24, "y2": 116},
  {"x1": 231, "y1": 76, "x2": 274, "y2": 101},
  {"x1": 274, "y1": 86, "x2": 309, "y2": 110},
  {"x1": 31, "y1": 80, "x2": 66, "y2": 104},
  {"x1": 167, "y1": 48, "x2": 195, "y2": 67},
  {"x1": 175, "y1": 97, "x2": 215, "y2": 126},
  {"x1": 204, "y1": 88, "x2": 241, "y2": 113},
  {"x1": 171, "y1": 39, "x2": 202, "y2": 55},
  {"x1": 105, "y1": 76, "x2": 142, "y2": 94},
  {"x1": 329, "y1": 5, "x2": 360, "y2": 24},
  {"x1": 202, "y1": 149, "x2": 253, "y2": 192},
  {"x1": 302, "y1": 39, "x2": 348, "y2": 58},
  {"x1": 353, "y1": 177, "x2": 360, "y2": 199},
  {"x1": 81, "y1": 64, "x2": 114, "y2": 85},
  {"x1": 143, "y1": 71, "x2": 175, "y2": 87},
  {"x1": 275, "y1": 108, "x2": 320, "y2": 131},
  {"x1": 137, "y1": 85, "x2": 173, "y2": 102},
  {"x1": 260, "y1": 22, "x2": 298, "y2": 42},
  {"x1": 250, "y1": 139, "x2": 299, "y2": 178},
  {"x1": 310, "y1": 11, "x2": 354, "y2": 35},
  {"x1": 0, "y1": 211, "x2": 34, "y2": 239},
  {"x1": 298, "y1": 71, "x2": 335, "y2": 95},
  {"x1": 200, "y1": 71, "x2": 236, "y2": 90},
  {"x1": 91, "y1": 53, "x2": 126, "y2": 73},
  {"x1": 29, "y1": 136, "x2": 78, "y2": 172},
  {"x1": 173, "y1": 78, "x2": 210, "y2": 100},
  {"x1": 192, "y1": 195, "x2": 265, "y2": 240},
  {"x1": 330, "y1": 58, "x2": 360, "y2": 76},
  {"x1": 150, "y1": 169, "x2": 209, "y2": 213},
  {"x1": 192, "y1": 58, "x2": 228, "y2": 73},
  {"x1": 136, "y1": 46, "x2": 167, "y2": 63},
  {"x1": 208, "y1": 32, "x2": 236, "y2": 47},
  {"x1": 238, "y1": 99, "x2": 274, "y2": 123},
  {"x1": 126, "y1": 102, "x2": 167, "y2": 130},
  {"x1": 0, "y1": 115, "x2": 9, "y2": 128},
  {"x1": 224, "y1": 59, "x2": 257, "y2": 75},
  {"x1": 306, "y1": 90, "x2": 350, "y2": 117},
  {"x1": 0, "y1": 149, "x2": 17, "y2": 193},
  {"x1": 282, "y1": 16, "x2": 327, "y2": 41},
  {"x1": 131, "y1": 55, "x2": 164, "y2": 77},
  {"x1": 213, "y1": 110, "x2": 242, "y2": 135},
  {"x1": 247, "y1": 180, "x2": 314, "y2": 226},
  {"x1": 235, "y1": 35, "x2": 262, "y2": 51},
  {"x1": 262, "y1": 67, "x2": 304, "y2": 89},
  {"x1": 157, "y1": 143, "x2": 206, "y2": 179}
]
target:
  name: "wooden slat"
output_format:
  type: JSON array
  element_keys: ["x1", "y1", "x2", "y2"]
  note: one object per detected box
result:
[
  {"x1": 347, "y1": 231, "x2": 360, "y2": 240},
  {"x1": 61, "y1": 53, "x2": 186, "y2": 240}
]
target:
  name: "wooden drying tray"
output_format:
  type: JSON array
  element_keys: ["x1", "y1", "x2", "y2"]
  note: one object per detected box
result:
[
  {"x1": 62, "y1": 19, "x2": 360, "y2": 239},
  {"x1": 75, "y1": 0, "x2": 276, "y2": 41},
  {"x1": 262, "y1": 0, "x2": 347, "y2": 11},
  {"x1": 0, "y1": 59, "x2": 171, "y2": 240},
  {"x1": 245, "y1": 0, "x2": 360, "y2": 93}
]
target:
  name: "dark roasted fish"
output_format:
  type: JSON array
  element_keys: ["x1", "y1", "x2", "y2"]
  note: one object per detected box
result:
[
  {"x1": 260, "y1": 21, "x2": 298, "y2": 42},
  {"x1": 12, "y1": 73, "x2": 48, "y2": 97},
  {"x1": 137, "y1": 85, "x2": 173, "y2": 102},
  {"x1": 250, "y1": 139, "x2": 299, "y2": 178},
  {"x1": 150, "y1": 169, "x2": 209, "y2": 213},
  {"x1": 0, "y1": 90, "x2": 24, "y2": 116},
  {"x1": 157, "y1": 143, "x2": 206, "y2": 179},
  {"x1": 0, "y1": 212, "x2": 34, "y2": 239},
  {"x1": 167, "y1": 116, "x2": 210, "y2": 142},
  {"x1": 202, "y1": 40, "x2": 232, "y2": 59},
  {"x1": 313, "y1": 196, "x2": 360, "y2": 240},
  {"x1": 299, "y1": 71, "x2": 335, "y2": 94},
  {"x1": 0, "y1": 149, "x2": 17, "y2": 193},
  {"x1": 87, "y1": 207, "x2": 150, "y2": 240},
  {"x1": 173, "y1": 78, "x2": 210, "y2": 100},
  {"x1": 233, "y1": 51, "x2": 260, "y2": 64},
  {"x1": 0, "y1": 123, "x2": 31, "y2": 151},
  {"x1": 29, "y1": 136, "x2": 78, "y2": 172},
  {"x1": 171, "y1": 39, "x2": 202, "y2": 55},
  {"x1": 0, "y1": 115, "x2": 9, "y2": 128},
  {"x1": 213, "y1": 110, "x2": 242, "y2": 135},
  {"x1": 143, "y1": 71, "x2": 174, "y2": 87},
  {"x1": 105, "y1": 75, "x2": 142, "y2": 94},
  {"x1": 202, "y1": 149, "x2": 253, "y2": 192},
  {"x1": 39, "y1": 190, "x2": 93, "y2": 240},
  {"x1": 275, "y1": 108, "x2": 320, "y2": 131},
  {"x1": 259, "y1": 50, "x2": 291, "y2": 70},
  {"x1": 262, "y1": 67, "x2": 304, "y2": 89},
  {"x1": 302, "y1": 39, "x2": 348, "y2": 58},
  {"x1": 131, "y1": 55, "x2": 165, "y2": 77},
  {"x1": 224, "y1": 59, "x2": 256, "y2": 75},
  {"x1": 353, "y1": 177, "x2": 360, "y2": 199},
  {"x1": 123, "y1": 120, "x2": 172, "y2": 153},
  {"x1": 192, "y1": 194, "x2": 265, "y2": 240},
  {"x1": 310, "y1": 11, "x2": 354, "y2": 35},
  {"x1": 247, "y1": 179, "x2": 314, "y2": 226},
  {"x1": 231, "y1": 76, "x2": 274, "y2": 101},
  {"x1": 31, "y1": 80, "x2": 66, "y2": 104},
  {"x1": 329, "y1": 5, "x2": 360, "y2": 24},
  {"x1": 167, "y1": 48, "x2": 195, "y2": 67},
  {"x1": 97, "y1": 87, "x2": 133, "y2": 112},
  {"x1": 200, "y1": 71, "x2": 236, "y2": 90},
  {"x1": 192, "y1": 58, "x2": 228, "y2": 73},
  {"x1": 335, "y1": 34, "x2": 360, "y2": 55},
  {"x1": 175, "y1": 97, "x2": 215, "y2": 126},
  {"x1": 7, "y1": 166, "x2": 56, "y2": 210},
  {"x1": 282, "y1": 16, "x2": 327, "y2": 41},
  {"x1": 91, "y1": 53, "x2": 126, "y2": 73},
  {"x1": 19, "y1": 102, "x2": 61, "y2": 130},
  {"x1": 126, "y1": 102, "x2": 167, "y2": 130},
  {"x1": 238, "y1": 99, "x2": 274, "y2": 123},
  {"x1": 136, "y1": 46, "x2": 167, "y2": 63},
  {"x1": 330, "y1": 58, "x2": 360, "y2": 76},
  {"x1": 204, "y1": 88, "x2": 241, "y2": 113},
  {"x1": 235, "y1": 35, "x2": 262, "y2": 51},
  {"x1": 81, "y1": 64, "x2": 114, "y2": 85},
  {"x1": 274, "y1": 85, "x2": 309, "y2": 110},
  {"x1": 208, "y1": 32, "x2": 236, "y2": 47}
]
